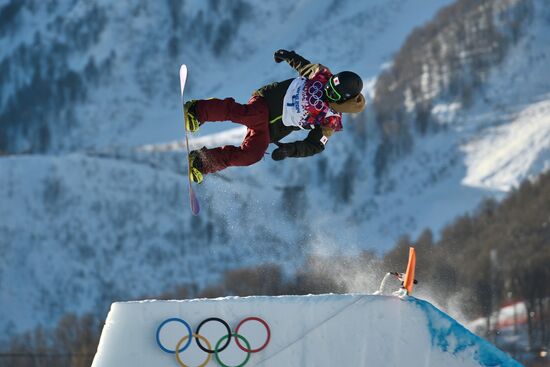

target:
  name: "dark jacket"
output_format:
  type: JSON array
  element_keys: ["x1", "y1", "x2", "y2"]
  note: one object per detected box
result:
[{"x1": 253, "y1": 51, "x2": 330, "y2": 158}]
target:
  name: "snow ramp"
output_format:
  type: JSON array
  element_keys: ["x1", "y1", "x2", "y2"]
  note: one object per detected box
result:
[{"x1": 91, "y1": 294, "x2": 520, "y2": 367}]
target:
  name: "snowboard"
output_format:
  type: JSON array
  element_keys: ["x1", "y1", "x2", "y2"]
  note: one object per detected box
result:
[{"x1": 179, "y1": 64, "x2": 200, "y2": 216}]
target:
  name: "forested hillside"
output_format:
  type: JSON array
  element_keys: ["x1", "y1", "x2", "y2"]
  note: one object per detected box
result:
[{"x1": 373, "y1": 0, "x2": 534, "y2": 177}]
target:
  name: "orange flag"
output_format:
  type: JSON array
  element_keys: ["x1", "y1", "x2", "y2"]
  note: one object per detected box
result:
[{"x1": 403, "y1": 247, "x2": 417, "y2": 295}]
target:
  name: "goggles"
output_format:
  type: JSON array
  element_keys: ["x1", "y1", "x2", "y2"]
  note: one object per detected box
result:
[
  {"x1": 325, "y1": 77, "x2": 356, "y2": 103},
  {"x1": 325, "y1": 77, "x2": 342, "y2": 102}
]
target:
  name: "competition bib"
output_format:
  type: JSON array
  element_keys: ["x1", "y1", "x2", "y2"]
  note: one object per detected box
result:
[{"x1": 282, "y1": 77, "x2": 339, "y2": 129}]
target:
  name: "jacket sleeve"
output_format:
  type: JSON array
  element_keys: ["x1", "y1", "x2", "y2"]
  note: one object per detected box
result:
[
  {"x1": 281, "y1": 51, "x2": 322, "y2": 79},
  {"x1": 284, "y1": 126, "x2": 332, "y2": 158}
]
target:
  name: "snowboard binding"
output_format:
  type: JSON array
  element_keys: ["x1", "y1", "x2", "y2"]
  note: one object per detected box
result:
[{"x1": 184, "y1": 100, "x2": 200, "y2": 133}]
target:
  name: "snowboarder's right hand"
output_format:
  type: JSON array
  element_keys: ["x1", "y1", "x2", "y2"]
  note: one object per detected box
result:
[
  {"x1": 274, "y1": 49, "x2": 291, "y2": 63},
  {"x1": 272, "y1": 142, "x2": 293, "y2": 161}
]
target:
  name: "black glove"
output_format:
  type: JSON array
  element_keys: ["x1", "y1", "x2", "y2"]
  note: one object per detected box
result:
[
  {"x1": 271, "y1": 142, "x2": 293, "y2": 161},
  {"x1": 274, "y1": 49, "x2": 291, "y2": 63}
]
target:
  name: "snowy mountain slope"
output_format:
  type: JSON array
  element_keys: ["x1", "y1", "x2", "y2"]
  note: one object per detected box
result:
[
  {"x1": 0, "y1": 153, "x2": 308, "y2": 338},
  {"x1": 1, "y1": 0, "x2": 550, "y2": 348},
  {"x1": 462, "y1": 98, "x2": 550, "y2": 191},
  {"x1": 456, "y1": 5, "x2": 550, "y2": 191},
  {"x1": 92, "y1": 295, "x2": 521, "y2": 367},
  {"x1": 337, "y1": 0, "x2": 550, "y2": 241}
]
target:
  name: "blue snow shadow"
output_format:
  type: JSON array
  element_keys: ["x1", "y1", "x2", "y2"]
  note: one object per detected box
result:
[{"x1": 408, "y1": 298, "x2": 522, "y2": 367}]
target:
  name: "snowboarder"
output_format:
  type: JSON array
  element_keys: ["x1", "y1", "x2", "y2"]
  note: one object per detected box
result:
[{"x1": 184, "y1": 49, "x2": 366, "y2": 183}]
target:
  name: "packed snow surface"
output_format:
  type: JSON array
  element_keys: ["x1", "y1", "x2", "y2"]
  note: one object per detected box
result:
[
  {"x1": 91, "y1": 294, "x2": 520, "y2": 367},
  {"x1": 462, "y1": 98, "x2": 550, "y2": 191}
]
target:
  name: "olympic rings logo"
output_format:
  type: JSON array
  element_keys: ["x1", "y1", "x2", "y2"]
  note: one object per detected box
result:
[
  {"x1": 156, "y1": 316, "x2": 271, "y2": 367},
  {"x1": 307, "y1": 80, "x2": 326, "y2": 112}
]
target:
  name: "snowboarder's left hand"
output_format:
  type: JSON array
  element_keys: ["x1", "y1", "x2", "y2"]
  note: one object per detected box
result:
[
  {"x1": 272, "y1": 142, "x2": 293, "y2": 161},
  {"x1": 274, "y1": 49, "x2": 291, "y2": 63}
]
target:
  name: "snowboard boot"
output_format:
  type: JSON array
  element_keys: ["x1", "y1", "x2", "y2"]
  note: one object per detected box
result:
[
  {"x1": 184, "y1": 100, "x2": 200, "y2": 133},
  {"x1": 188, "y1": 148, "x2": 206, "y2": 184}
]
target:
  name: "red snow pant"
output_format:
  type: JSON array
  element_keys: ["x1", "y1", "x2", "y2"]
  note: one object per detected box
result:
[{"x1": 195, "y1": 96, "x2": 270, "y2": 174}]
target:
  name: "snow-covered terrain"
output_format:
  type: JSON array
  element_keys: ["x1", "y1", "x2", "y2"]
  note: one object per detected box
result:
[
  {"x1": 462, "y1": 98, "x2": 550, "y2": 191},
  {"x1": 91, "y1": 294, "x2": 521, "y2": 367},
  {"x1": 1, "y1": 0, "x2": 550, "y2": 346}
]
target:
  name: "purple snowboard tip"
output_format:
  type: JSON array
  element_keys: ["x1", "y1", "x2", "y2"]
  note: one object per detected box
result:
[{"x1": 190, "y1": 188, "x2": 200, "y2": 215}]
